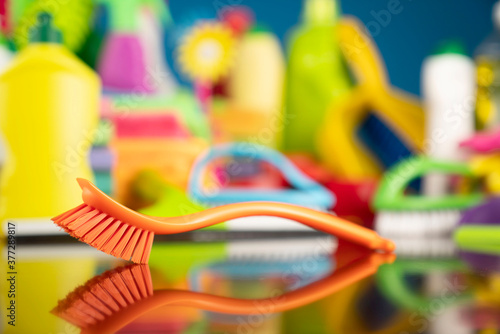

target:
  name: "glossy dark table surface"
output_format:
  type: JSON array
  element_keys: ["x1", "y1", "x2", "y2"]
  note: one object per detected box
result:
[{"x1": 1, "y1": 232, "x2": 500, "y2": 334}]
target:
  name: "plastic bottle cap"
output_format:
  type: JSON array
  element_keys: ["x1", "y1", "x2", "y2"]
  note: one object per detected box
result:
[
  {"x1": 432, "y1": 40, "x2": 467, "y2": 56},
  {"x1": 494, "y1": 1, "x2": 500, "y2": 29},
  {"x1": 248, "y1": 24, "x2": 270, "y2": 35},
  {"x1": 303, "y1": 0, "x2": 338, "y2": 25},
  {"x1": 28, "y1": 12, "x2": 63, "y2": 44}
]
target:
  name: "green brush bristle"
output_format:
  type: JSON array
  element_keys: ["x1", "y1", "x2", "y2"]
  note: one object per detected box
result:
[{"x1": 13, "y1": 0, "x2": 93, "y2": 51}]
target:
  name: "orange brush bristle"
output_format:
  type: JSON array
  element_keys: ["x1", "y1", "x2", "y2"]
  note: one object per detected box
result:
[
  {"x1": 51, "y1": 264, "x2": 153, "y2": 331},
  {"x1": 52, "y1": 204, "x2": 155, "y2": 263}
]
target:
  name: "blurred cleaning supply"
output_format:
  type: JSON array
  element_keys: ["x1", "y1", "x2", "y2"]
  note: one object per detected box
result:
[
  {"x1": 110, "y1": 90, "x2": 211, "y2": 140},
  {"x1": 471, "y1": 154, "x2": 500, "y2": 194},
  {"x1": 461, "y1": 130, "x2": 500, "y2": 194},
  {"x1": 0, "y1": 34, "x2": 12, "y2": 70},
  {"x1": 177, "y1": 21, "x2": 235, "y2": 84},
  {"x1": 283, "y1": 0, "x2": 351, "y2": 156},
  {"x1": 318, "y1": 85, "x2": 382, "y2": 179},
  {"x1": 77, "y1": 3, "x2": 106, "y2": 69},
  {"x1": 97, "y1": 0, "x2": 153, "y2": 93},
  {"x1": 317, "y1": 17, "x2": 425, "y2": 180},
  {"x1": 461, "y1": 127, "x2": 500, "y2": 153},
  {"x1": 137, "y1": 1, "x2": 177, "y2": 96},
  {"x1": 131, "y1": 169, "x2": 224, "y2": 232},
  {"x1": 220, "y1": 5, "x2": 254, "y2": 37},
  {"x1": 113, "y1": 112, "x2": 190, "y2": 139},
  {"x1": 376, "y1": 258, "x2": 470, "y2": 311},
  {"x1": 226, "y1": 26, "x2": 285, "y2": 148},
  {"x1": 374, "y1": 156, "x2": 483, "y2": 256},
  {"x1": 0, "y1": 13, "x2": 100, "y2": 232},
  {"x1": 288, "y1": 153, "x2": 378, "y2": 227},
  {"x1": 456, "y1": 228, "x2": 500, "y2": 255},
  {"x1": 0, "y1": 0, "x2": 8, "y2": 32},
  {"x1": 52, "y1": 178, "x2": 395, "y2": 263},
  {"x1": 0, "y1": 34, "x2": 13, "y2": 167},
  {"x1": 8, "y1": 0, "x2": 32, "y2": 30},
  {"x1": 177, "y1": 21, "x2": 236, "y2": 114},
  {"x1": 52, "y1": 253, "x2": 395, "y2": 334},
  {"x1": 422, "y1": 41, "x2": 476, "y2": 197},
  {"x1": 90, "y1": 146, "x2": 114, "y2": 196},
  {"x1": 325, "y1": 178, "x2": 378, "y2": 227},
  {"x1": 358, "y1": 115, "x2": 415, "y2": 173},
  {"x1": 188, "y1": 144, "x2": 335, "y2": 210},
  {"x1": 475, "y1": 0, "x2": 500, "y2": 129},
  {"x1": 110, "y1": 110, "x2": 208, "y2": 206},
  {"x1": 454, "y1": 197, "x2": 500, "y2": 255},
  {"x1": 13, "y1": 0, "x2": 93, "y2": 52}
]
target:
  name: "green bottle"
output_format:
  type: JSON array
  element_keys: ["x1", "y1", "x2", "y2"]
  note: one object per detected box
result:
[{"x1": 282, "y1": 0, "x2": 352, "y2": 156}]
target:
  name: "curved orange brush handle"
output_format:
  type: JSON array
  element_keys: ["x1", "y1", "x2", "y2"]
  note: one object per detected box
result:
[{"x1": 78, "y1": 179, "x2": 394, "y2": 252}]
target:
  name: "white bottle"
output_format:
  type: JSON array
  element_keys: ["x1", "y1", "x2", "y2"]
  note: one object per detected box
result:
[
  {"x1": 422, "y1": 42, "x2": 476, "y2": 196},
  {"x1": 137, "y1": 6, "x2": 177, "y2": 96}
]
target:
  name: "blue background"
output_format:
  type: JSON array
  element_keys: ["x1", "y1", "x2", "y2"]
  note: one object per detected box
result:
[{"x1": 169, "y1": 0, "x2": 496, "y2": 96}]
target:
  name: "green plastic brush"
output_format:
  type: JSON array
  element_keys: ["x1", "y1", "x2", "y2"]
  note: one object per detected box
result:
[{"x1": 374, "y1": 156, "x2": 483, "y2": 256}]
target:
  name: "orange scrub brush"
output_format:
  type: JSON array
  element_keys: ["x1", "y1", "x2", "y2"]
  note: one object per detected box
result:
[{"x1": 52, "y1": 179, "x2": 395, "y2": 263}]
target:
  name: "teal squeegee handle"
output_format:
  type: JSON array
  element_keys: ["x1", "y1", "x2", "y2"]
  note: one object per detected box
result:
[
  {"x1": 373, "y1": 156, "x2": 483, "y2": 211},
  {"x1": 188, "y1": 143, "x2": 335, "y2": 209}
]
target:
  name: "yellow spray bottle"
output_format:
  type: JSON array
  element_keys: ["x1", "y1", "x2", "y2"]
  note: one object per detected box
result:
[
  {"x1": 0, "y1": 13, "x2": 100, "y2": 231},
  {"x1": 282, "y1": 0, "x2": 352, "y2": 156}
]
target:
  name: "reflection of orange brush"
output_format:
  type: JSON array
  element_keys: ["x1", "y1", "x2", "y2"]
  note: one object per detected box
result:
[
  {"x1": 52, "y1": 252, "x2": 395, "y2": 334},
  {"x1": 52, "y1": 179, "x2": 395, "y2": 263}
]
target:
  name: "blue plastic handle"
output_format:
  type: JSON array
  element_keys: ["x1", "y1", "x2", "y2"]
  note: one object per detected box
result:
[{"x1": 188, "y1": 143, "x2": 335, "y2": 209}]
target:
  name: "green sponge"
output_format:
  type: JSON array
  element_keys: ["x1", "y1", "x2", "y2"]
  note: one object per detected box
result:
[{"x1": 13, "y1": 0, "x2": 93, "y2": 51}]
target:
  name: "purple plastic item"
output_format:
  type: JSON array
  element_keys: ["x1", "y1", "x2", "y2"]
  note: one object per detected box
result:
[
  {"x1": 458, "y1": 197, "x2": 500, "y2": 272},
  {"x1": 458, "y1": 197, "x2": 500, "y2": 226},
  {"x1": 90, "y1": 146, "x2": 114, "y2": 171},
  {"x1": 460, "y1": 250, "x2": 500, "y2": 273},
  {"x1": 97, "y1": 34, "x2": 153, "y2": 93}
]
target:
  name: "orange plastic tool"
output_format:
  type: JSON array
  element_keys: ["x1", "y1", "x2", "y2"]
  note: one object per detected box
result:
[
  {"x1": 52, "y1": 179, "x2": 395, "y2": 263},
  {"x1": 52, "y1": 252, "x2": 396, "y2": 334}
]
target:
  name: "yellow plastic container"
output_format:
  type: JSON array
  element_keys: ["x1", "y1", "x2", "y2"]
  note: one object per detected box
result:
[
  {"x1": 227, "y1": 27, "x2": 285, "y2": 148},
  {"x1": 0, "y1": 13, "x2": 100, "y2": 227}
]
